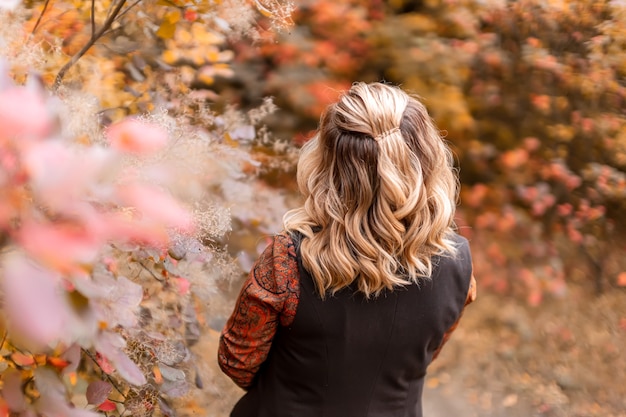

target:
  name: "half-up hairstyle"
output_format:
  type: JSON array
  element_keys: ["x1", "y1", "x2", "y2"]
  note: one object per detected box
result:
[{"x1": 283, "y1": 82, "x2": 459, "y2": 298}]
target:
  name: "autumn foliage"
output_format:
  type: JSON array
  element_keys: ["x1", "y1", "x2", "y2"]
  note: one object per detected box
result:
[
  {"x1": 230, "y1": 0, "x2": 626, "y2": 303},
  {"x1": 0, "y1": 0, "x2": 292, "y2": 415}
]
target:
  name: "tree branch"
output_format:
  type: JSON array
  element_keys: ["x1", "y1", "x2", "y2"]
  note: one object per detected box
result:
[
  {"x1": 53, "y1": 0, "x2": 128, "y2": 89},
  {"x1": 31, "y1": 0, "x2": 53, "y2": 35},
  {"x1": 115, "y1": 0, "x2": 143, "y2": 22},
  {"x1": 91, "y1": 0, "x2": 96, "y2": 39},
  {"x1": 82, "y1": 349, "x2": 127, "y2": 399}
]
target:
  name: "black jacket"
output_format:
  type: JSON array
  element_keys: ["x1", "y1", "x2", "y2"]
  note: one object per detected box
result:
[{"x1": 231, "y1": 233, "x2": 472, "y2": 417}]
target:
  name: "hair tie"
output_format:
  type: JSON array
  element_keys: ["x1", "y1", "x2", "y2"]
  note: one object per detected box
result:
[{"x1": 374, "y1": 127, "x2": 400, "y2": 141}]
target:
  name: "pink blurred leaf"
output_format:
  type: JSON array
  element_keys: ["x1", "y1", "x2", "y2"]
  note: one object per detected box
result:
[
  {"x1": 0, "y1": 87, "x2": 52, "y2": 140},
  {"x1": 112, "y1": 349, "x2": 147, "y2": 386},
  {"x1": 116, "y1": 184, "x2": 193, "y2": 233},
  {"x1": 23, "y1": 142, "x2": 111, "y2": 212},
  {"x1": 74, "y1": 274, "x2": 142, "y2": 328},
  {"x1": 94, "y1": 332, "x2": 146, "y2": 386},
  {"x1": 95, "y1": 353, "x2": 115, "y2": 375},
  {"x1": 86, "y1": 381, "x2": 112, "y2": 405},
  {"x1": 16, "y1": 219, "x2": 101, "y2": 273},
  {"x1": 34, "y1": 367, "x2": 65, "y2": 397},
  {"x1": 106, "y1": 119, "x2": 168, "y2": 154},
  {"x1": 61, "y1": 343, "x2": 82, "y2": 374},
  {"x1": 2, "y1": 253, "x2": 67, "y2": 345},
  {"x1": 174, "y1": 277, "x2": 191, "y2": 295},
  {"x1": 34, "y1": 367, "x2": 100, "y2": 416},
  {"x1": 0, "y1": 0, "x2": 22, "y2": 11},
  {"x1": 3, "y1": 369, "x2": 27, "y2": 412},
  {"x1": 106, "y1": 214, "x2": 169, "y2": 246}
]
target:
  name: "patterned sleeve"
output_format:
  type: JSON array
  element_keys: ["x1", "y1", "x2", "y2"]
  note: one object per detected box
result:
[
  {"x1": 217, "y1": 233, "x2": 300, "y2": 390},
  {"x1": 432, "y1": 272, "x2": 477, "y2": 361}
]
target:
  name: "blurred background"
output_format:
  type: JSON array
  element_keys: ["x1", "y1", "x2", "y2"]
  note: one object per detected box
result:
[{"x1": 1, "y1": 0, "x2": 625, "y2": 416}]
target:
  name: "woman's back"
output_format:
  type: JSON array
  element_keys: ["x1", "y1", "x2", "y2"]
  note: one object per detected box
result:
[{"x1": 226, "y1": 232, "x2": 472, "y2": 417}]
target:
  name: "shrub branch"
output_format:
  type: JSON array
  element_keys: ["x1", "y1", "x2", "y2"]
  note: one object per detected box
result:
[{"x1": 53, "y1": 0, "x2": 129, "y2": 89}]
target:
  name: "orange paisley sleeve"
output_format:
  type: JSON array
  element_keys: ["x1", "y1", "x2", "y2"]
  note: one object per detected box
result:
[{"x1": 218, "y1": 233, "x2": 300, "y2": 389}]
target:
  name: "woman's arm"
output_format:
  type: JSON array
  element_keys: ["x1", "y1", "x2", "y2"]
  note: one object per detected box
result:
[
  {"x1": 432, "y1": 272, "x2": 477, "y2": 361},
  {"x1": 217, "y1": 233, "x2": 299, "y2": 389}
]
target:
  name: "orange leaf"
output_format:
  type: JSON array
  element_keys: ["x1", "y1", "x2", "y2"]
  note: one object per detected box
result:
[
  {"x1": 153, "y1": 365, "x2": 163, "y2": 384},
  {"x1": 0, "y1": 397, "x2": 8, "y2": 417},
  {"x1": 47, "y1": 356, "x2": 70, "y2": 370},
  {"x1": 617, "y1": 272, "x2": 626, "y2": 287},
  {"x1": 11, "y1": 352, "x2": 34, "y2": 367}
]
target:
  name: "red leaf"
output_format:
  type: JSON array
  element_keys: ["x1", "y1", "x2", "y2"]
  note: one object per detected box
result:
[
  {"x1": 184, "y1": 9, "x2": 197, "y2": 21},
  {"x1": 98, "y1": 399, "x2": 117, "y2": 412},
  {"x1": 86, "y1": 380, "x2": 112, "y2": 405}
]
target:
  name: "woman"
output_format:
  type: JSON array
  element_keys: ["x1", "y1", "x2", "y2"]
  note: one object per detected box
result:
[{"x1": 218, "y1": 82, "x2": 476, "y2": 417}]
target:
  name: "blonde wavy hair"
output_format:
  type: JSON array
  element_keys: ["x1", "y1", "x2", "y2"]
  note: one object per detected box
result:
[{"x1": 283, "y1": 82, "x2": 459, "y2": 298}]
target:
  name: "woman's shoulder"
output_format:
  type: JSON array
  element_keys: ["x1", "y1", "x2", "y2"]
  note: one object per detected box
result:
[
  {"x1": 273, "y1": 231, "x2": 298, "y2": 257},
  {"x1": 440, "y1": 231, "x2": 473, "y2": 282},
  {"x1": 448, "y1": 231, "x2": 470, "y2": 247}
]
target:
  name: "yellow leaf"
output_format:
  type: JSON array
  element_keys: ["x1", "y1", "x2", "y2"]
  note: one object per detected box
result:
[
  {"x1": 223, "y1": 132, "x2": 238, "y2": 148},
  {"x1": 165, "y1": 9, "x2": 182, "y2": 24},
  {"x1": 205, "y1": 50, "x2": 220, "y2": 63},
  {"x1": 34, "y1": 354, "x2": 47, "y2": 366},
  {"x1": 154, "y1": 365, "x2": 163, "y2": 384},
  {"x1": 191, "y1": 23, "x2": 224, "y2": 45},
  {"x1": 157, "y1": 21, "x2": 176, "y2": 39},
  {"x1": 191, "y1": 49, "x2": 207, "y2": 66},
  {"x1": 162, "y1": 49, "x2": 179, "y2": 65},
  {"x1": 69, "y1": 371, "x2": 78, "y2": 386},
  {"x1": 197, "y1": 73, "x2": 214, "y2": 86},
  {"x1": 176, "y1": 28, "x2": 193, "y2": 44},
  {"x1": 255, "y1": 0, "x2": 274, "y2": 18},
  {"x1": 156, "y1": 10, "x2": 181, "y2": 39}
]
